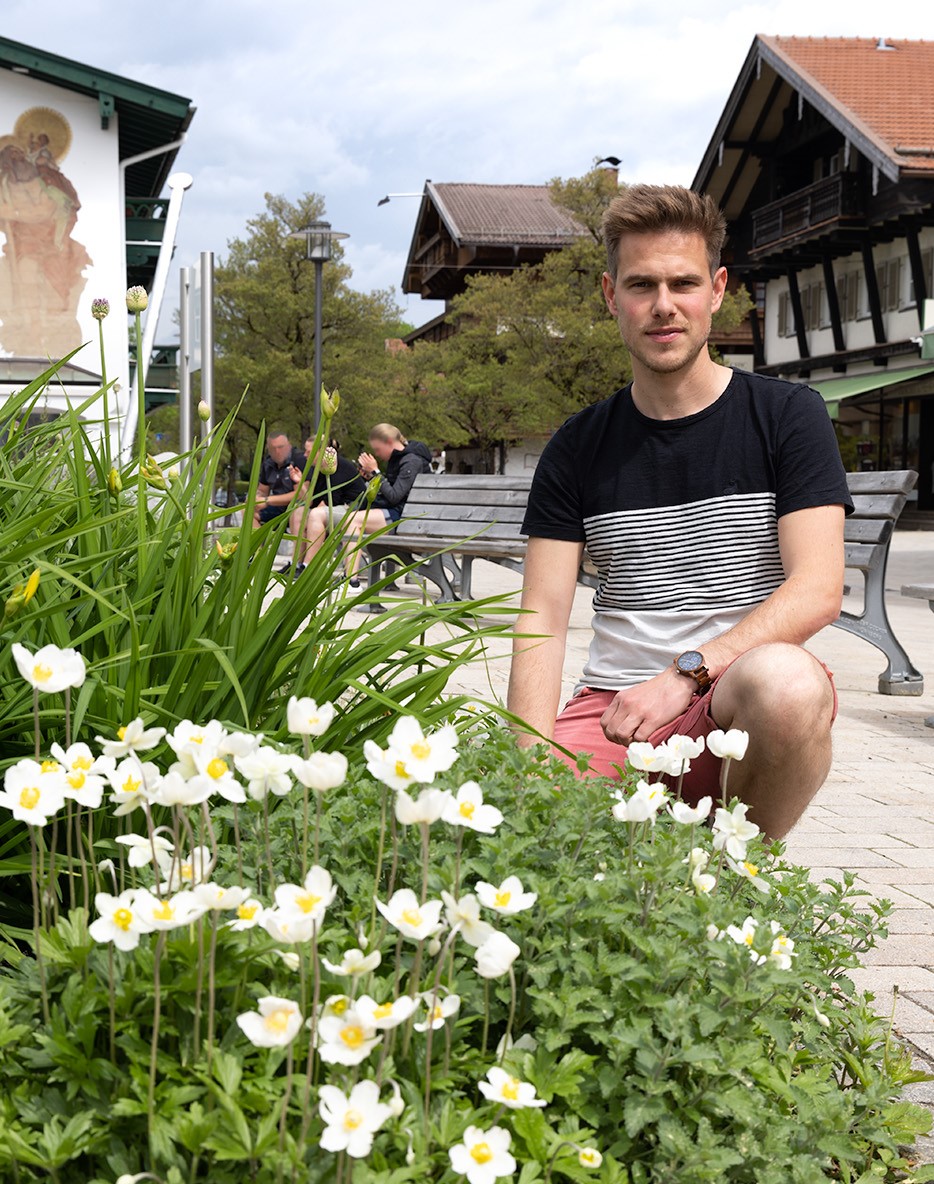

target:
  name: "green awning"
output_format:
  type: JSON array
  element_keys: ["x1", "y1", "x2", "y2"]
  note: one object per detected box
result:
[{"x1": 810, "y1": 364, "x2": 934, "y2": 419}]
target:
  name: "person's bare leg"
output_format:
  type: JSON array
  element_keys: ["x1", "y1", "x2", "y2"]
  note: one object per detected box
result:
[
  {"x1": 300, "y1": 505, "x2": 330, "y2": 565},
  {"x1": 344, "y1": 509, "x2": 388, "y2": 579},
  {"x1": 709, "y1": 643, "x2": 834, "y2": 840}
]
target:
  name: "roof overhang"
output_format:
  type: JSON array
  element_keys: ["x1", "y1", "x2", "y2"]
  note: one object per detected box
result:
[{"x1": 810, "y1": 362, "x2": 934, "y2": 418}]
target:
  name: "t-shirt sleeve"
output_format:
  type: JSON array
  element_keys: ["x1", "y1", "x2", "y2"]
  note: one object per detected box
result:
[
  {"x1": 521, "y1": 421, "x2": 586, "y2": 541},
  {"x1": 775, "y1": 385, "x2": 854, "y2": 518}
]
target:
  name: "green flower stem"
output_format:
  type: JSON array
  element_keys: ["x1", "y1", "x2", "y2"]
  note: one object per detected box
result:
[
  {"x1": 232, "y1": 804, "x2": 244, "y2": 886},
  {"x1": 29, "y1": 826, "x2": 49, "y2": 1024},
  {"x1": 142, "y1": 802, "x2": 164, "y2": 899},
  {"x1": 500, "y1": 965, "x2": 518, "y2": 1066},
  {"x1": 387, "y1": 808, "x2": 400, "y2": 899},
  {"x1": 543, "y1": 1140, "x2": 578, "y2": 1183},
  {"x1": 134, "y1": 310, "x2": 148, "y2": 579},
  {"x1": 85, "y1": 807, "x2": 97, "y2": 907},
  {"x1": 193, "y1": 917, "x2": 205, "y2": 1055},
  {"x1": 369, "y1": 783, "x2": 388, "y2": 939},
  {"x1": 402, "y1": 939, "x2": 425, "y2": 1057},
  {"x1": 299, "y1": 927, "x2": 321, "y2": 1150},
  {"x1": 32, "y1": 686, "x2": 39, "y2": 760},
  {"x1": 107, "y1": 944, "x2": 116, "y2": 1063},
  {"x1": 420, "y1": 821, "x2": 430, "y2": 903},
  {"x1": 97, "y1": 319, "x2": 109, "y2": 468},
  {"x1": 206, "y1": 913, "x2": 219, "y2": 1072},
  {"x1": 481, "y1": 980, "x2": 490, "y2": 1057},
  {"x1": 64, "y1": 801, "x2": 74, "y2": 911},
  {"x1": 422, "y1": 924, "x2": 463, "y2": 1145},
  {"x1": 313, "y1": 786, "x2": 322, "y2": 868},
  {"x1": 720, "y1": 756, "x2": 734, "y2": 809},
  {"x1": 263, "y1": 795, "x2": 277, "y2": 892},
  {"x1": 277, "y1": 1045, "x2": 295, "y2": 1159},
  {"x1": 148, "y1": 931, "x2": 166, "y2": 1143},
  {"x1": 453, "y1": 827, "x2": 463, "y2": 897}
]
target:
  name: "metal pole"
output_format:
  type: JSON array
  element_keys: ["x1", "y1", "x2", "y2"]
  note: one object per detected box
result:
[
  {"x1": 200, "y1": 250, "x2": 214, "y2": 439},
  {"x1": 313, "y1": 256, "x2": 323, "y2": 432},
  {"x1": 179, "y1": 267, "x2": 191, "y2": 467}
]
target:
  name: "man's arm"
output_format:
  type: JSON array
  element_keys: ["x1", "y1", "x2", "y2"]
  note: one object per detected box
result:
[
  {"x1": 600, "y1": 503, "x2": 845, "y2": 744},
  {"x1": 507, "y1": 536, "x2": 585, "y2": 746}
]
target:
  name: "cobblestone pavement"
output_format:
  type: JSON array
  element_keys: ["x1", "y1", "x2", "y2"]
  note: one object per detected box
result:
[{"x1": 439, "y1": 531, "x2": 934, "y2": 1153}]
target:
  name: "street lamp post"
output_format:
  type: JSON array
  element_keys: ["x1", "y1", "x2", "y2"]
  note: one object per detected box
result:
[{"x1": 289, "y1": 220, "x2": 349, "y2": 431}]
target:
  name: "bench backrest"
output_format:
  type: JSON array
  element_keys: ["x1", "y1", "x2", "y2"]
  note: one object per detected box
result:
[{"x1": 844, "y1": 470, "x2": 917, "y2": 550}]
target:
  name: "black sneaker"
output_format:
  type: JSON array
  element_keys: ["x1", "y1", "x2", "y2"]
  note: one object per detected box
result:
[
  {"x1": 349, "y1": 578, "x2": 361, "y2": 589},
  {"x1": 293, "y1": 564, "x2": 306, "y2": 579},
  {"x1": 277, "y1": 562, "x2": 292, "y2": 574}
]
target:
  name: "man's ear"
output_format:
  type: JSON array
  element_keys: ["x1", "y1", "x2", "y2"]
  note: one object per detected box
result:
[
  {"x1": 710, "y1": 266, "x2": 728, "y2": 314},
  {"x1": 602, "y1": 272, "x2": 618, "y2": 317}
]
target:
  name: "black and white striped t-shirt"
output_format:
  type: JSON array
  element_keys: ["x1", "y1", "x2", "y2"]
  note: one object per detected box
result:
[{"x1": 522, "y1": 369, "x2": 853, "y2": 690}]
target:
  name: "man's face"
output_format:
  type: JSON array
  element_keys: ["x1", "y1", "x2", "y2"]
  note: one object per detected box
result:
[
  {"x1": 267, "y1": 436, "x2": 291, "y2": 464},
  {"x1": 601, "y1": 230, "x2": 727, "y2": 376}
]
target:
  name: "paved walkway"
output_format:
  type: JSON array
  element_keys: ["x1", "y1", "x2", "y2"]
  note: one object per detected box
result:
[{"x1": 437, "y1": 532, "x2": 934, "y2": 1131}]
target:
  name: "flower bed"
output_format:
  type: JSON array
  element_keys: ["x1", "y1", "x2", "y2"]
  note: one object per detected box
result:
[{"x1": 0, "y1": 658, "x2": 931, "y2": 1184}]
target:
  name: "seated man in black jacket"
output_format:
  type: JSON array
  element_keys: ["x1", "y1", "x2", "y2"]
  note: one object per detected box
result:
[
  {"x1": 343, "y1": 423, "x2": 432, "y2": 586},
  {"x1": 286, "y1": 437, "x2": 368, "y2": 576}
]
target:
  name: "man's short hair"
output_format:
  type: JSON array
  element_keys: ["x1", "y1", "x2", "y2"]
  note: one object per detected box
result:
[
  {"x1": 268, "y1": 431, "x2": 289, "y2": 444},
  {"x1": 602, "y1": 185, "x2": 727, "y2": 280}
]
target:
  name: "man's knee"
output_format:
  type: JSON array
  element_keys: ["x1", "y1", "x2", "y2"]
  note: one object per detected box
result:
[{"x1": 712, "y1": 644, "x2": 834, "y2": 733}]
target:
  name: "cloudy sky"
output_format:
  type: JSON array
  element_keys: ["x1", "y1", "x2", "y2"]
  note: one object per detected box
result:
[{"x1": 5, "y1": 0, "x2": 934, "y2": 332}]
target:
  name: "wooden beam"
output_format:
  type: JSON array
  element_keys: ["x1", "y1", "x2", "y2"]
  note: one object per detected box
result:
[
  {"x1": 748, "y1": 307, "x2": 765, "y2": 369},
  {"x1": 786, "y1": 268, "x2": 810, "y2": 360},
  {"x1": 821, "y1": 255, "x2": 846, "y2": 352},
  {"x1": 906, "y1": 226, "x2": 928, "y2": 330},
  {"x1": 860, "y1": 239, "x2": 887, "y2": 345},
  {"x1": 720, "y1": 75, "x2": 785, "y2": 212}
]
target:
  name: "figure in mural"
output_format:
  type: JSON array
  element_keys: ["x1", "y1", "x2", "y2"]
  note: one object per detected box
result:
[{"x1": 0, "y1": 107, "x2": 90, "y2": 358}]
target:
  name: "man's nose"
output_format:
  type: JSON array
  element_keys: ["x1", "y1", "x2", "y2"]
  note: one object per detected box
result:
[{"x1": 653, "y1": 285, "x2": 676, "y2": 317}]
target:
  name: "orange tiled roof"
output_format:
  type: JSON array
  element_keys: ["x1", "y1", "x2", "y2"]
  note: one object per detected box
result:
[{"x1": 762, "y1": 36, "x2": 934, "y2": 172}]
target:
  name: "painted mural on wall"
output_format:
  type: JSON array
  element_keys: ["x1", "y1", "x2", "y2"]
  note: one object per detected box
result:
[{"x1": 0, "y1": 106, "x2": 90, "y2": 358}]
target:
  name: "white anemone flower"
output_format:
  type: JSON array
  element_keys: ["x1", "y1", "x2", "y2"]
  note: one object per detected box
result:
[
  {"x1": 132, "y1": 887, "x2": 204, "y2": 930},
  {"x1": 165, "y1": 720, "x2": 228, "y2": 775},
  {"x1": 665, "y1": 734, "x2": 706, "y2": 773},
  {"x1": 768, "y1": 922, "x2": 796, "y2": 970},
  {"x1": 611, "y1": 779, "x2": 669, "y2": 824},
  {"x1": 235, "y1": 746, "x2": 294, "y2": 801},
  {"x1": 474, "y1": 932, "x2": 521, "y2": 980},
  {"x1": 707, "y1": 729, "x2": 750, "y2": 761},
  {"x1": 0, "y1": 759, "x2": 66, "y2": 826},
  {"x1": 384, "y1": 716, "x2": 459, "y2": 782},
  {"x1": 478, "y1": 1066, "x2": 546, "y2": 1109},
  {"x1": 50, "y1": 742, "x2": 109, "y2": 808},
  {"x1": 218, "y1": 730, "x2": 262, "y2": 759},
  {"x1": 148, "y1": 769, "x2": 213, "y2": 808},
  {"x1": 668, "y1": 796, "x2": 713, "y2": 825},
  {"x1": 274, "y1": 865, "x2": 337, "y2": 927},
  {"x1": 626, "y1": 741, "x2": 678, "y2": 775},
  {"x1": 475, "y1": 876, "x2": 537, "y2": 916},
  {"x1": 193, "y1": 882, "x2": 254, "y2": 912},
  {"x1": 163, "y1": 845, "x2": 213, "y2": 891},
  {"x1": 725, "y1": 915, "x2": 766, "y2": 964},
  {"x1": 449, "y1": 1125, "x2": 516, "y2": 1184},
  {"x1": 316, "y1": 1008, "x2": 382, "y2": 1065},
  {"x1": 236, "y1": 996, "x2": 303, "y2": 1048},
  {"x1": 441, "y1": 781, "x2": 503, "y2": 833},
  {"x1": 262, "y1": 908, "x2": 317, "y2": 944},
  {"x1": 322, "y1": 947, "x2": 382, "y2": 976},
  {"x1": 727, "y1": 857, "x2": 771, "y2": 895},
  {"x1": 115, "y1": 830, "x2": 174, "y2": 870},
  {"x1": 414, "y1": 991, "x2": 460, "y2": 1032},
  {"x1": 287, "y1": 696, "x2": 336, "y2": 737},
  {"x1": 97, "y1": 718, "x2": 166, "y2": 759},
  {"x1": 88, "y1": 890, "x2": 154, "y2": 951},
  {"x1": 692, "y1": 868, "x2": 717, "y2": 895},
  {"x1": 12, "y1": 642, "x2": 86, "y2": 693},
  {"x1": 441, "y1": 891, "x2": 495, "y2": 948},
  {"x1": 711, "y1": 802, "x2": 760, "y2": 861},
  {"x1": 319, "y1": 1080, "x2": 393, "y2": 1159},
  {"x1": 277, "y1": 950, "x2": 301, "y2": 972},
  {"x1": 353, "y1": 993, "x2": 417, "y2": 1030},
  {"x1": 578, "y1": 1147, "x2": 603, "y2": 1169},
  {"x1": 319, "y1": 994, "x2": 352, "y2": 1020},
  {"x1": 108, "y1": 759, "x2": 160, "y2": 815},
  {"x1": 374, "y1": 888, "x2": 444, "y2": 942},
  {"x1": 187, "y1": 750, "x2": 245, "y2": 804},
  {"x1": 363, "y1": 740, "x2": 417, "y2": 791},
  {"x1": 394, "y1": 786, "x2": 452, "y2": 826},
  {"x1": 291, "y1": 751, "x2": 348, "y2": 792},
  {"x1": 227, "y1": 897, "x2": 264, "y2": 931}
]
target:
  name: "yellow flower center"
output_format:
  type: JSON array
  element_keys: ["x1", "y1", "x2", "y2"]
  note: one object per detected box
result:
[
  {"x1": 190, "y1": 735, "x2": 203, "y2": 744},
  {"x1": 237, "y1": 902, "x2": 258, "y2": 920},
  {"x1": 296, "y1": 892, "x2": 321, "y2": 914},
  {"x1": 40, "y1": 759, "x2": 60, "y2": 774},
  {"x1": 265, "y1": 1008, "x2": 292, "y2": 1034},
  {"x1": 374, "y1": 1002, "x2": 393, "y2": 1019},
  {"x1": 181, "y1": 862, "x2": 194, "y2": 881},
  {"x1": 400, "y1": 907, "x2": 423, "y2": 928},
  {"x1": 67, "y1": 772, "x2": 86, "y2": 789},
  {"x1": 743, "y1": 861, "x2": 759, "y2": 877},
  {"x1": 744, "y1": 932, "x2": 755, "y2": 946},
  {"x1": 580, "y1": 1150, "x2": 599, "y2": 1165},
  {"x1": 206, "y1": 757, "x2": 228, "y2": 779},
  {"x1": 32, "y1": 663, "x2": 53, "y2": 684},
  {"x1": 431, "y1": 1005, "x2": 444, "y2": 1021},
  {"x1": 113, "y1": 907, "x2": 133, "y2": 931},
  {"x1": 393, "y1": 760, "x2": 409, "y2": 779},
  {"x1": 153, "y1": 901, "x2": 174, "y2": 921},
  {"x1": 117, "y1": 726, "x2": 127, "y2": 740},
  {"x1": 470, "y1": 1143, "x2": 493, "y2": 1165},
  {"x1": 502, "y1": 1077, "x2": 520, "y2": 1100},
  {"x1": 343, "y1": 1108, "x2": 364, "y2": 1131},
  {"x1": 330, "y1": 997, "x2": 349, "y2": 1015},
  {"x1": 121, "y1": 775, "x2": 141, "y2": 795},
  {"x1": 459, "y1": 801, "x2": 476, "y2": 819},
  {"x1": 495, "y1": 890, "x2": 511, "y2": 908},
  {"x1": 410, "y1": 741, "x2": 431, "y2": 760},
  {"x1": 306, "y1": 714, "x2": 320, "y2": 728},
  {"x1": 340, "y1": 1024, "x2": 365, "y2": 1049},
  {"x1": 774, "y1": 935, "x2": 789, "y2": 949},
  {"x1": 73, "y1": 756, "x2": 92, "y2": 771},
  {"x1": 19, "y1": 785, "x2": 41, "y2": 810}
]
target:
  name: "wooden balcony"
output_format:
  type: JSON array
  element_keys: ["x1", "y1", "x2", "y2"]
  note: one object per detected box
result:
[{"x1": 750, "y1": 173, "x2": 864, "y2": 255}]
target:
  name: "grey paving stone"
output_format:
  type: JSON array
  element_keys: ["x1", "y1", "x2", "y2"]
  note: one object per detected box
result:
[{"x1": 860, "y1": 935, "x2": 934, "y2": 966}]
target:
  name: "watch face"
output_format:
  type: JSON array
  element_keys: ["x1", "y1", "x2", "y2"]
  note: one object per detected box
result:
[{"x1": 676, "y1": 650, "x2": 704, "y2": 673}]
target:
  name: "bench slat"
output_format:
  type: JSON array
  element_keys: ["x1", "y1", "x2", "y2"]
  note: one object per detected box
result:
[
  {"x1": 405, "y1": 488, "x2": 532, "y2": 509},
  {"x1": 399, "y1": 520, "x2": 523, "y2": 541},
  {"x1": 850, "y1": 493, "x2": 908, "y2": 520},
  {"x1": 844, "y1": 518, "x2": 892, "y2": 545},
  {"x1": 844, "y1": 542, "x2": 883, "y2": 570},
  {"x1": 412, "y1": 474, "x2": 534, "y2": 491},
  {"x1": 844, "y1": 470, "x2": 918, "y2": 496},
  {"x1": 402, "y1": 503, "x2": 527, "y2": 523}
]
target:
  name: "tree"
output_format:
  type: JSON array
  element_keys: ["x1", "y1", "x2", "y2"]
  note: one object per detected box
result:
[
  {"x1": 408, "y1": 168, "x2": 753, "y2": 471},
  {"x1": 212, "y1": 192, "x2": 409, "y2": 492}
]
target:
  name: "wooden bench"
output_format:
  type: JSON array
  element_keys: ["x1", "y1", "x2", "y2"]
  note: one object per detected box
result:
[{"x1": 366, "y1": 469, "x2": 921, "y2": 695}]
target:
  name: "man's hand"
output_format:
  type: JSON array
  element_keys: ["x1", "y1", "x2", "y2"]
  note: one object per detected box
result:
[
  {"x1": 600, "y1": 665, "x2": 697, "y2": 745},
  {"x1": 288, "y1": 464, "x2": 302, "y2": 484}
]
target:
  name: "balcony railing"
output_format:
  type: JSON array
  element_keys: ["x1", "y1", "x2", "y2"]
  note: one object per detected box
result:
[{"x1": 751, "y1": 173, "x2": 863, "y2": 252}]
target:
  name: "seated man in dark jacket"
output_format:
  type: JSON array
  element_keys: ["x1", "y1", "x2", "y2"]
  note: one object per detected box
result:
[
  {"x1": 286, "y1": 437, "x2": 368, "y2": 576},
  {"x1": 344, "y1": 423, "x2": 432, "y2": 585}
]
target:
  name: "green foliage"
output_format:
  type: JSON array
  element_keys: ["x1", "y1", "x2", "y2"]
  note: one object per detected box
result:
[{"x1": 0, "y1": 719, "x2": 930, "y2": 1182}]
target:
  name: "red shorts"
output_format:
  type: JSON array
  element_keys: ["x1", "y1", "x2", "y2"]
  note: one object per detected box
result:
[{"x1": 552, "y1": 659, "x2": 837, "y2": 806}]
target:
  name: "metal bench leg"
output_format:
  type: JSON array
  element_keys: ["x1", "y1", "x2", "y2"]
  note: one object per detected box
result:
[
  {"x1": 459, "y1": 555, "x2": 474, "y2": 601},
  {"x1": 421, "y1": 554, "x2": 459, "y2": 601},
  {"x1": 835, "y1": 564, "x2": 924, "y2": 695}
]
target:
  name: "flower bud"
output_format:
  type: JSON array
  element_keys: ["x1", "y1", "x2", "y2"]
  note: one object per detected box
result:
[
  {"x1": 578, "y1": 1147, "x2": 603, "y2": 1170},
  {"x1": 365, "y1": 473, "x2": 382, "y2": 505},
  {"x1": 319, "y1": 446, "x2": 338, "y2": 476},
  {"x1": 22, "y1": 569, "x2": 40, "y2": 605},
  {"x1": 4, "y1": 569, "x2": 40, "y2": 620},
  {"x1": 320, "y1": 386, "x2": 340, "y2": 418},
  {"x1": 197, "y1": 400, "x2": 211, "y2": 422},
  {"x1": 141, "y1": 455, "x2": 167, "y2": 490},
  {"x1": 125, "y1": 285, "x2": 149, "y2": 313},
  {"x1": 215, "y1": 538, "x2": 239, "y2": 569},
  {"x1": 427, "y1": 937, "x2": 442, "y2": 957},
  {"x1": 388, "y1": 1081, "x2": 404, "y2": 1118},
  {"x1": 91, "y1": 296, "x2": 110, "y2": 321},
  {"x1": 107, "y1": 467, "x2": 123, "y2": 496}
]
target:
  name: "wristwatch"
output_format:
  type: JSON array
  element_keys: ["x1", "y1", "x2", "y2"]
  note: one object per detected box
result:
[{"x1": 674, "y1": 650, "x2": 713, "y2": 694}]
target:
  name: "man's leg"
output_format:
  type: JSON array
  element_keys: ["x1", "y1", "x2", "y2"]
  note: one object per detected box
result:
[
  {"x1": 300, "y1": 504, "x2": 330, "y2": 565},
  {"x1": 710, "y1": 643, "x2": 835, "y2": 840},
  {"x1": 343, "y1": 509, "x2": 388, "y2": 579}
]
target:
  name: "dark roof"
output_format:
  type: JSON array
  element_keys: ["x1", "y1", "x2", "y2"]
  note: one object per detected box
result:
[
  {"x1": 0, "y1": 35, "x2": 195, "y2": 195},
  {"x1": 428, "y1": 182, "x2": 586, "y2": 246}
]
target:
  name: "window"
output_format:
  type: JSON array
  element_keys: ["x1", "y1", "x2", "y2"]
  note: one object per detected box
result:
[
  {"x1": 778, "y1": 291, "x2": 791, "y2": 338},
  {"x1": 908, "y1": 247, "x2": 934, "y2": 307},
  {"x1": 876, "y1": 258, "x2": 902, "y2": 312},
  {"x1": 837, "y1": 272, "x2": 859, "y2": 321}
]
